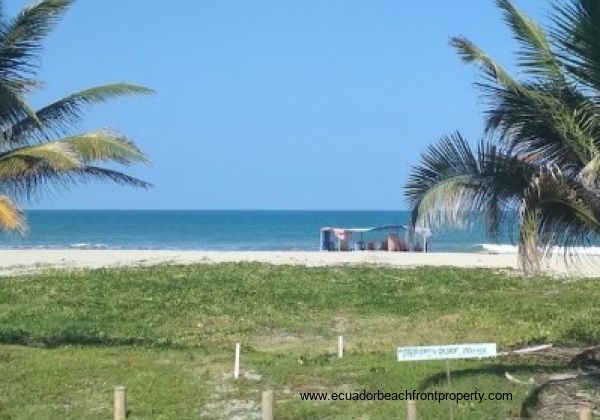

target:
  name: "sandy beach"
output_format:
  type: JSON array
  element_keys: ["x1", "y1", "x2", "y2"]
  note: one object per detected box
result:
[{"x1": 0, "y1": 249, "x2": 598, "y2": 277}]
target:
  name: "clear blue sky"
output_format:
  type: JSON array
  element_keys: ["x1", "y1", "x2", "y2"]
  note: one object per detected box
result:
[{"x1": 12, "y1": 0, "x2": 547, "y2": 210}]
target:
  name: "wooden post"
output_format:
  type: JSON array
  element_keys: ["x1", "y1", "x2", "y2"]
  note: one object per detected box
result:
[
  {"x1": 234, "y1": 343, "x2": 241, "y2": 379},
  {"x1": 579, "y1": 403, "x2": 593, "y2": 420},
  {"x1": 338, "y1": 335, "x2": 344, "y2": 358},
  {"x1": 262, "y1": 390, "x2": 274, "y2": 420},
  {"x1": 407, "y1": 399, "x2": 417, "y2": 420},
  {"x1": 114, "y1": 386, "x2": 126, "y2": 420}
]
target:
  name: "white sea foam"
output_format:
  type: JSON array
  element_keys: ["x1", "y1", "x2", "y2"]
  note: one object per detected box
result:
[
  {"x1": 69, "y1": 243, "x2": 109, "y2": 250},
  {"x1": 479, "y1": 244, "x2": 519, "y2": 254},
  {"x1": 480, "y1": 244, "x2": 600, "y2": 256}
]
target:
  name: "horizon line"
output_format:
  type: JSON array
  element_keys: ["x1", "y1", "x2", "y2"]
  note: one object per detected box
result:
[{"x1": 23, "y1": 208, "x2": 409, "y2": 212}]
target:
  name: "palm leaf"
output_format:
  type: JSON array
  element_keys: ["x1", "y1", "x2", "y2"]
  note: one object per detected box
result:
[
  {"x1": 0, "y1": 0, "x2": 75, "y2": 128},
  {"x1": 0, "y1": 141, "x2": 80, "y2": 181},
  {"x1": 0, "y1": 0, "x2": 74, "y2": 79},
  {"x1": 519, "y1": 165, "x2": 600, "y2": 271},
  {"x1": 421, "y1": 0, "x2": 600, "y2": 273},
  {"x1": 0, "y1": 1, "x2": 151, "y2": 208},
  {"x1": 0, "y1": 165, "x2": 150, "y2": 202},
  {"x1": 449, "y1": 35, "x2": 553, "y2": 128},
  {"x1": 64, "y1": 130, "x2": 149, "y2": 165},
  {"x1": 580, "y1": 154, "x2": 600, "y2": 187},
  {"x1": 7, "y1": 83, "x2": 155, "y2": 144},
  {"x1": 485, "y1": 82, "x2": 598, "y2": 169},
  {"x1": 405, "y1": 133, "x2": 532, "y2": 236},
  {"x1": 450, "y1": 36, "x2": 523, "y2": 91},
  {"x1": 496, "y1": 0, "x2": 563, "y2": 80},
  {"x1": 0, "y1": 80, "x2": 40, "y2": 128},
  {"x1": 452, "y1": 12, "x2": 597, "y2": 172},
  {"x1": 551, "y1": 0, "x2": 600, "y2": 93},
  {"x1": 77, "y1": 166, "x2": 151, "y2": 188},
  {"x1": 0, "y1": 195, "x2": 25, "y2": 232}
]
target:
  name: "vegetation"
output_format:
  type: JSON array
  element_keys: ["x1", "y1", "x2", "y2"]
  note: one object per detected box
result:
[
  {"x1": 0, "y1": 0, "x2": 152, "y2": 231},
  {"x1": 0, "y1": 263, "x2": 598, "y2": 418},
  {"x1": 405, "y1": 0, "x2": 600, "y2": 273}
]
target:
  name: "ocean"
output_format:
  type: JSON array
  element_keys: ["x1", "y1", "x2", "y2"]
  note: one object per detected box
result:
[{"x1": 0, "y1": 210, "x2": 519, "y2": 253}]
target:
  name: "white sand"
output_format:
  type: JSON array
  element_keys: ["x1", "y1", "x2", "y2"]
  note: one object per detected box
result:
[{"x1": 0, "y1": 249, "x2": 598, "y2": 277}]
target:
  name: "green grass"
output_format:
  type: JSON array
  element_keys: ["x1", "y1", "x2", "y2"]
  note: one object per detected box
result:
[{"x1": 0, "y1": 263, "x2": 598, "y2": 419}]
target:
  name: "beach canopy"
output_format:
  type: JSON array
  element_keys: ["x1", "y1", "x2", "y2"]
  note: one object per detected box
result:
[
  {"x1": 320, "y1": 225, "x2": 408, "y2": 234},
  {"x1": 320, "y1": 225, "x2": 431, "y2": 236},
  {"x1": 320, "y1": 225, "x2": 432, "y2": 251}
]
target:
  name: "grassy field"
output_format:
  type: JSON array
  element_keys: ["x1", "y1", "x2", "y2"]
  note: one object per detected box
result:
[{"x1": 0, "y1": 263, "x2": 598, "y2": 419}]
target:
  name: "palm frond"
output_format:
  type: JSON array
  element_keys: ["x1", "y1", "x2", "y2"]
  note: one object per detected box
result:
[
  {"x1": 0, "y1": 0, "x2": 151, "y2": 208},
  {"x1": 64, "y1": 130, "x2": 149, "y2": 165},
  {"x1": 485, "y1": 82, "x2": 598, "y2": 169},
  {"x1": 551, "y1": 0, "x2": 600, "y2": 93},
  {"x1": 519, "y1": 165, "x2": 600, "y2": 271},
  {"x1": 449, "y1": 22, "x2": 596, "y2": 172},
  {"x1": 427, "y1": 0, "x2": 600, "y2": 274},
  {"x1": 77, "y1": 166, "x2": 151, "y2": 188},
  {"x1": 0, "y1": 195, "x2": 25, "y2": 232},
  {"x1": 0, "y1": 141, "x2": 80, "y2": 181},
  {"x1": 0, "y1": 0, "x2": 74, "y2": 80},
  {"x1": 496, "y1": 0, "x2": 563, "y2": 81},
  {"x1": 7, "y1": 83, "x2": 155, "y2": 144},
  {"x1": 0, "y1": 80, "x2": 40, "y2": 128},
  {"x1": 405, "y1": 133, "x2": 532, "y2": 236},
  {"x1": 0, "y1": 0, "x2": 74, "y2": 128},
  {"x1": 580, "y1": 153, "x2": 600, "y2": 187},
  {"x1": 0, "y1": 164, "x2": 150, "y2": 202},
  {"x1": 450, "y1": 36, "x2": 524, "y2": 91},
  {"x1": 405, "y1": 133, "x2": 477, "y2": 208}
]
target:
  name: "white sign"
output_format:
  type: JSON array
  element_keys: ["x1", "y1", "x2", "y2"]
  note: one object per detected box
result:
[{"x1": 397, "y1": 343, "x2": 497, "y2": 362}]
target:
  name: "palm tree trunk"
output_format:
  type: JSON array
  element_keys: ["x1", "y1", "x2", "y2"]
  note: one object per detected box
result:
[{"x1": 519, "y1": 207, "x2": 542, "y2": 275}]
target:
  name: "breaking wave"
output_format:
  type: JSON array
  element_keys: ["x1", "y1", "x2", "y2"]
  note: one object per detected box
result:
[{"x1": 479, "y1": 244, "x2": 600, "y2": 255}]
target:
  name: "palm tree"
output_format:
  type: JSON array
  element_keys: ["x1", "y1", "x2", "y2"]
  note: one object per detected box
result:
[
  {"x1": 0, "y1": 0, "x2": 152, "y2": 232},
  {"x1": 405, "y1": 0, "x2": 600, "y2": 273}
]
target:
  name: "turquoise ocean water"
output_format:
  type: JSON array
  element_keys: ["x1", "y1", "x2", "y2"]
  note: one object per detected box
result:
[{"x1": 0, "y1": 210, "x2": 518, "y2": 252}]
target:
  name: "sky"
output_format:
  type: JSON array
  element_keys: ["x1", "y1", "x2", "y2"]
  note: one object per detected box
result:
[{"x1": 9, "y1": 0, "x2": 548, "y2": 210}]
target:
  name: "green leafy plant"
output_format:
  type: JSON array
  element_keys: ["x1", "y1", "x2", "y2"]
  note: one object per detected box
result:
[
  {"x1": 0, "y1": 0, "x2": 152, "y2": 231},
  {"x1": 406, "y1": 0, "x2": 600, "y2": 273}
]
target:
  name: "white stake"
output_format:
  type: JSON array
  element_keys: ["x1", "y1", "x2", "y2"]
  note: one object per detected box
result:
[
  {"x1": 579, "y1": 403, "x2": 593, "y2": 420},
  {"x1": 338, "y1": 335, "x2": 344, "y2": 358},
  {"x1": 262, "y1": 390, "x2": 274, "y2": 420},
  {"x1": 114, "y1": 386, "x2": 126, "y2": 420},
  {"x1": 407, "y1": 399, "x2": 417, "y2": 420},
  {"x1": 234, "y1": 343, "x2": 241, "y2": 379}
]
